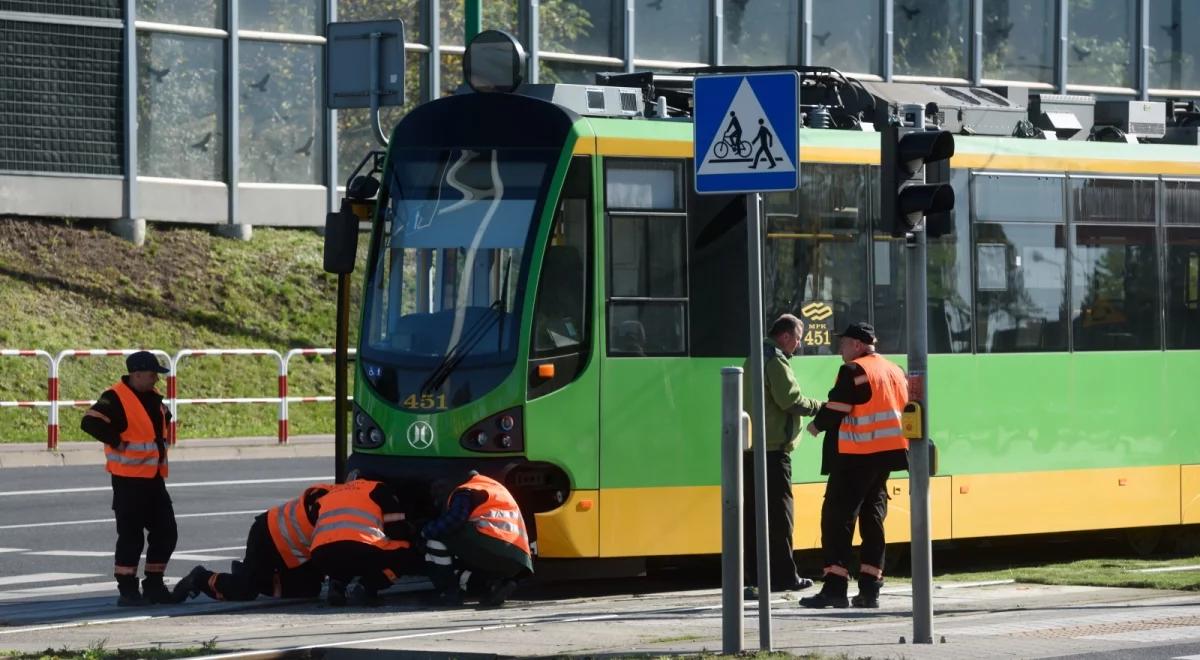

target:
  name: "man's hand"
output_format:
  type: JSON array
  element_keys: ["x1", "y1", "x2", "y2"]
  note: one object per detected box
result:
[{"x1": 806, "y1": 422, "x2": 819, "y2": 437}]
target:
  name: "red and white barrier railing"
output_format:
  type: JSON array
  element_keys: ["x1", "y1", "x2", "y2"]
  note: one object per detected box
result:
[
  {"x1": 0, "y1": 349, "x2": 55, "y2": 448},
  {"x1": 171, "y1": 349, "x2": 284, "y2": 444},
  {"x1": 53, "y1": 349, "x2": 173, "y2": 450},
  {"x1": 5, "y1": 347, "x2": 355, "y2": 448},
  {"x1": 280, "y1": 348, "x2": 355, "y2": 444}
]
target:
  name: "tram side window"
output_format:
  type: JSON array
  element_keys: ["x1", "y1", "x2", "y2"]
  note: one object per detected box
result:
[
  {"x1": 1070, "y1": 178, "x2": 1160, "y2": 351},
  {"x1": 764, "y1": 164, "x2": 869, "y2": 356},
  {"x1": 973, "y1": 174, "x2": 1068, "y2": 353},
  {"x1": 605, "y1": 159, "x2": 687, "y2": 356},
  {"x1": 1165, "y1": 180, "x2": 1200, "y2": 349},
  {"x1": 532, "y1": 156, "x2": 592, "y2": 357}
]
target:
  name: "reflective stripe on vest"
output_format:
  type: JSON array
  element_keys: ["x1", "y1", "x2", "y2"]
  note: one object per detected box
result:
[
  {"x1": 452, "y1": 474, "x2": 531, "y2": 556},
  {"x1": 310, "y1": 480, "x2": 409, "y2": 552},
  {"x1": 837, "y1": 354, "x2": 909, "y2": 456},
  {"x1": 104, "y1": 381, "x2": 168, "y2": 479},
  {"x1": 268, "y1": 496, "x2": 313, "y2": 569}
]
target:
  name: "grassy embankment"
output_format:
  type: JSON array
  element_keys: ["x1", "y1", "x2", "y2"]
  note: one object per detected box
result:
[{"x1": 0, "y1": 217, "x2": 367, "y2": 443}]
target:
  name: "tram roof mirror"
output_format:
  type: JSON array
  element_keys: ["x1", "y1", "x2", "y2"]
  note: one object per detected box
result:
[{"x1": 465, "y1": 30, "x2": 526, "y2": 94}]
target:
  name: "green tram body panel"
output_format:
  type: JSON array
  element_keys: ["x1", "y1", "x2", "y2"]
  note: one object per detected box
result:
[{"x1": 348, "y1": 90, "x2": 1200, "y2": 550}]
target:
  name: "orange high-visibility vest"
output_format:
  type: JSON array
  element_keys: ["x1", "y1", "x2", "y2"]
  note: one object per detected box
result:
[
  {"x1": 837, "y1": 354, "x2": 909, "y2": 456},
  {"x1": 102, "y1": 381, "x2": 168, "y2": 479},
  {"x1": 310, "y1": 480, "x2": 409, "y2": 552},
  {"x1": 267, "y1": 484, "x2": 331, "y2": 568},
  {"x1": 452, "y1": 474, "x2": 531, "y2": 556}
]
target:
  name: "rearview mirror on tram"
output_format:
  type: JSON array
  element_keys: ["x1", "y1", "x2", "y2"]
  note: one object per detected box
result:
[{"x1": 464, "y1": 30, "x2": 526, "y2": 94}]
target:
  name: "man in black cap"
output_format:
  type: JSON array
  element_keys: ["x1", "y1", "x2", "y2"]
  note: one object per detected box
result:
[
  {"x1": 799, "y1": 322, "x2": 909, "y2": 610},
  {"x1": 81, "y1": 350, "x2": 177, "y2": 607}
]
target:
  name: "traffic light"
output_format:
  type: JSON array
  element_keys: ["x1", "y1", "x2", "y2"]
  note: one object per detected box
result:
[{"x1": 881, "y1": 120, "x2": 956, "y2": 238}]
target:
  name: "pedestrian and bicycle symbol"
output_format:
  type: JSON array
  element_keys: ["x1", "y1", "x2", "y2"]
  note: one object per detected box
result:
[{"x1": 694, "y1": 71, "x2": 799, "y2": 194}]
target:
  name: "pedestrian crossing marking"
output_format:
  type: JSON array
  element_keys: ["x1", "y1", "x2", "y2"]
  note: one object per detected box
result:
[
  {"x1": 0, "y1": 572, "x2": 99, "y2": 587},
  {"x1": 696, "y1": 77, "x2": 796, "y2": 177}
]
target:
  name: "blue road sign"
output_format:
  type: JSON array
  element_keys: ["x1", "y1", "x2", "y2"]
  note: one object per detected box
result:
[{"x1": 694, "y1": 71, "x2": 799, "y2": 194}]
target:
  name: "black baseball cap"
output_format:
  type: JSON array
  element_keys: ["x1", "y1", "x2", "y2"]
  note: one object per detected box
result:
[
  {"x1": 126, "y1": 351, "x2": 168, "y2": 374},
  {"x1": 836, "y1": 321, "x2": 877, "y2": 344}
]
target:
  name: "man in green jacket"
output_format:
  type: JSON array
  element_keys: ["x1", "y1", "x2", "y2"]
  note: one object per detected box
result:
[{"x1": 744, "y1": 313, "x2": 823, "y2": 594}]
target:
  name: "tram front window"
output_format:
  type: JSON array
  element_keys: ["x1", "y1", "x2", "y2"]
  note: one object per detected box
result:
[{"x1": 362, "y1": 147, "x2": 557, "y2": 410}]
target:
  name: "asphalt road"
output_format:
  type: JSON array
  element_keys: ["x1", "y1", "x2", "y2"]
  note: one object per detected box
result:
[{"x1": 0, "y1": 458, "x2": 333, "y2": 588}]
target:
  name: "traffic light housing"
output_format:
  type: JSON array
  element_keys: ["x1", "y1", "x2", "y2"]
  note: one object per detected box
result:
[{"x1": 881, "y1": 122, "x2": 956, "y2": 238}]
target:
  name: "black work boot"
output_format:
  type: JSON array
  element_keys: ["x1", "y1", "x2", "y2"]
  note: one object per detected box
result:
[
  {"x1": 171, "y1": 566, "x2": 210, "y2": 603},
  {"x1": 479, "y1": 578, "x2": 517, "y2": 608},
  {"x1": 345, "y1": 578, "x2": 383, "y2": 607},
  {"x1": 327, "y1": 579, "x2": 347, "y2": 607},
  {"x1": 852, "y1": 578, "x2": 883, "y2": 608},
  {"x1": 142, "y1": 573, "x2": 174, "y2": 604},
  {"x1": 798, "y1": 575, "x2": 849, "y2": 609},
  {"x1": 115, "y1": 575, "x2": 146, "y2": 607}
]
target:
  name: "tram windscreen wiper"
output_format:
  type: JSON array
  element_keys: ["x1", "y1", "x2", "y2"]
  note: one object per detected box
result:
[{"x1": 419, "y1": 299, "x2": 505, "y2": 395}]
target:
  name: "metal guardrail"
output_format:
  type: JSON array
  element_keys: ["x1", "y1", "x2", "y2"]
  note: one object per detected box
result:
[{"x1": 0, "y1": 347, "x2": 352, "y2": 448}]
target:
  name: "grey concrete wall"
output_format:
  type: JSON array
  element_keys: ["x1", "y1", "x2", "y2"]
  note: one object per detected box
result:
[{"x1": 0, "y1": 174, "x2": 123, "y2": 219}]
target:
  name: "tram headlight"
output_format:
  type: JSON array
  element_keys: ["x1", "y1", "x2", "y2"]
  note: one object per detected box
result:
[
  {"x1": 352, "y1": 404, "x2": 386, "y2": 449},
  {"x1": 459, "y1": 407, "x2": 523, "y2": 453}
]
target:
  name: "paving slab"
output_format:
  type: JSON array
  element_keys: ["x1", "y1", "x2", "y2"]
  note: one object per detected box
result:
[{"x1": 2, "y1": 580, "x2": 1199, "y2": 659}]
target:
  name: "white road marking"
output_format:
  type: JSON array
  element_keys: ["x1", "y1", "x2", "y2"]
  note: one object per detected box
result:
[
  {"x1": 0, "y1": 572, "x2": 99, "y2": 587},
  {"x1": 0, "y1": 476, "x2": 333, "y2": 498},
  {"x1": 0, "y1": 615, "x2": 162, "y2": 636},
  {"x1": 0, "y1": 580, "x2": 117, "y2": 602},
  {"x1": 25, "y1": 550, "x2": 237, "y2": 561},
  {"x1": 26, "y1": 551, "x2": 112, "y2": 557},
  {"x1": 0, "y1": 547, "x2": 29, "y2": 553},
  {"x1": 1170, "y1": 655, "x2": 1200, "y2": 659},
  {"x1": 0, "y1": 509, "x2": 262, "y2": 530}
]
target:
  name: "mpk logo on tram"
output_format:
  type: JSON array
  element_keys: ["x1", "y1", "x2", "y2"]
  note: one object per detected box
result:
[{"x1": 407, "y1": 421, "x2": 434, "y2": 449}]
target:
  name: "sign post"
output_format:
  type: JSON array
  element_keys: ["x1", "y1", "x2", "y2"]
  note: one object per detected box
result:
[{"x1": 696, "y1": 70, "x2": 799, "y2": 653}]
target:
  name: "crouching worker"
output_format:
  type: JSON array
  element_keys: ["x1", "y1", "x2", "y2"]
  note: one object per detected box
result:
[
  {"x1": 173, "y1": 483, "x2": 333, "y2": 603},
  {"x1": 308, "y1": 477, "x2": 422, "y2": 606},
  {"x1": 423, "y1": 471, "x2": 533, "y2": 607}
]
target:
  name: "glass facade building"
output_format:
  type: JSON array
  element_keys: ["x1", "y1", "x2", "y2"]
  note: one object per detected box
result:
[{"x1": 0, "y1": 0, "x2": 1196, "y2": 233}]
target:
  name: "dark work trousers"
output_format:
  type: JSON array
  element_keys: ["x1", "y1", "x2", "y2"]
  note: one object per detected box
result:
[
  {"x1": 820, "y1": 465, "x2": 891, "y2": 574},
  {"x1": 112, "y1": 475, "x2": 177, "y2": 573},
  {"x1": 200, "y1": 514, "x2": 322, "y2": 601},
  {"x1": 742, "y1": 450, "x2": 798, "y2": 587},
  {"x1": 425, "y1": 526, "x2": 531, "y2": 595},
  {"x1": 311, "y1": 540, "x2": 423, "y2": 591}
]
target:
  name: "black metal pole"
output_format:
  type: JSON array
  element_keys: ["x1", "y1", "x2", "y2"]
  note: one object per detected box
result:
[{"x1": 334, "y1": 270, "x2": 351, "y2": 484}]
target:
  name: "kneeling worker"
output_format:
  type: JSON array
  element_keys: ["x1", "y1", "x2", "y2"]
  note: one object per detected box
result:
[
  {"x1": 309, "y1": 477, "x2": 422, "y2": 605},
  {"x1": 423, "y1": 471, "x2": 533, "y2": 607},
  {"x1": 173, "y1": 483, "x2": 333, "y2": 602}
]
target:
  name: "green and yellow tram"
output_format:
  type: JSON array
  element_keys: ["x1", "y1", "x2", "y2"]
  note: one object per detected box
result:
[{"x1": 341, "y1": 44, "x2": 1200, "y2": 562}]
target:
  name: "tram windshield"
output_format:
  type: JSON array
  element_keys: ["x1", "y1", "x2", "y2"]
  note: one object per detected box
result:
[{"x1": 361, "y1": 147, "x2": 557, "y2": 410}]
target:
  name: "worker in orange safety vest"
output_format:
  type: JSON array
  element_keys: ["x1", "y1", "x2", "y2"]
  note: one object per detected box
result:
[
  {"x1": 308, "y1": 477, "x2": 422, "y2": 606},
  {"x1": 80, "y1": 351, "x2": 176, "y2": 607},
  {"x1": 172, "y1": 483, "x2": 334, "y2": 603},
  {"x1": 799, "y1": 322, "x2": 909, "y2": 610},
  {"x1": 422, "y1": 471, "x2": 533, "y2": 607}
]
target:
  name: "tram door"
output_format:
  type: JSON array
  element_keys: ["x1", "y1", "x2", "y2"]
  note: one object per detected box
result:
[
  {"x1": 597, "y1": 158, "x2": 700, "y2": 557},
  {"x1": 526, "y1": 156, "x2": 601, "y2": 556}
]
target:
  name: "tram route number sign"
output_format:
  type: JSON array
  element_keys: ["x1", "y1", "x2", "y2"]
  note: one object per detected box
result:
[
  {"x1": 694, "y1": 70, "x2": 799, "y2": 194},
  {"x1": 800, "y1": 301, "x2": 834, "y2": 349}
]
